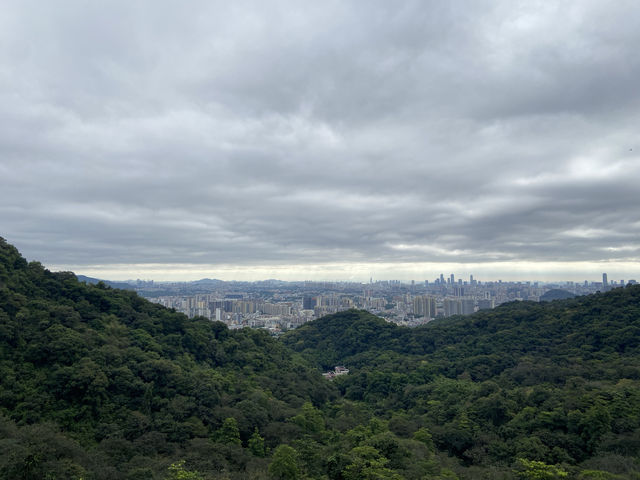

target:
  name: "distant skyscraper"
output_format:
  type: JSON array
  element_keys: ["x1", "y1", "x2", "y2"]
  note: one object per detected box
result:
[
  {"x1": 461, "y1": 299, "x2": 475, "y2": 315},
  {"x1": 450, "y1": 273, "x2": 455, "y2": 284},
  {"x1": 477, "y1": 299, "x2": 495, "y2": 310},
  {"x1": 444, "y1": 298, "x2": 461, "y2": 317},
  {"x1": 444, "y1": 298, "x2": 476, "y2": 317},
  {"x1": 603, "y1": 273, "x2": 608, "y2": 286},
  {"x1": 440, "y1": 273, "x2": 445, "y2": 284},
  {"x1": 303, "y1": 296, "x2": 316, "y2": 310},
  {"x1": 412, "y1": 295, "x2": 436, "y2": 319}
]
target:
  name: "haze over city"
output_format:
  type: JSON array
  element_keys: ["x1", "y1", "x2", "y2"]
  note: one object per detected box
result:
[{"x1": 2, "y1": 1, "x2": 640, "y2": 282}]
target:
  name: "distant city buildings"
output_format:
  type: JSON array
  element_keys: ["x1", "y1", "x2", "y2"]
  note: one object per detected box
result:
[
  {"x1": 413, "y1": 295, "x2": 436, "y2": 319},
  {"x1": 144, "y1": 272, "x2": 629, "y2": 331}
]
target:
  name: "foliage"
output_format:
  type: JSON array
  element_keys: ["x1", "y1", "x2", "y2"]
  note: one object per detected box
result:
[
  {"x1": 216, "y1": 418, "x2": 242, "y2": 446},
  {"x1": 249, "y1": 427, "x2": 267, "y2": 457},
  {"x1": 0, "y1": 238, "x2": 334, "y2": 479},
  {"x1": 166, "y1": 460, "x2": 204, "y2": 480},
  {"x1": 283, "y1": 292, "x2": 640, "y2": 477},
  {"x1": 1, "y1": 237, "x2": 640, "y2": 479},
  {"x1": 268, "y1": 445, "x2": 300, "y2": 480},
  {"x1": 514, "y1": 458, "x2": 568, "y2": 479}
]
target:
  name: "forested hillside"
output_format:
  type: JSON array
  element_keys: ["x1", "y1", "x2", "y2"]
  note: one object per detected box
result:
[
  {"x1": 0, "y1": 238, "x2": 338, "y2": 479},
  {"x1": 284, "y1": 290, "x2": 640, "y2": 477},
  {"x1": 1, "y1": 236, "x2": 640, "y2": 479}
]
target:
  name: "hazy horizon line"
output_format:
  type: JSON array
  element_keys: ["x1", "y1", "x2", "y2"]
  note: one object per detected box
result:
[{"x1": 45, "y1": 260, "x2": 640, "y2": 284}]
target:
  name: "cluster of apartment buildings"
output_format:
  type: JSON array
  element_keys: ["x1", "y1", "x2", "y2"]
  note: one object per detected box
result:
[{"x1": 145, "y1": 273, "x2": 635, "y2": 332}]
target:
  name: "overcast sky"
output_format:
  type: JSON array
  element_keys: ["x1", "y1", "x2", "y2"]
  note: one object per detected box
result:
[{"x1": 2, "y1": 1, "x2": 640, "y2": 282}]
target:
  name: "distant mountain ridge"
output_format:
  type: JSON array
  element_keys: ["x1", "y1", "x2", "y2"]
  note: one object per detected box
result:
[
  {"x1": 75, "y1": 274, "x2": 136, "y2": 290},
  {"x1": 539, "y1": 288, "x2": 577, "y2": 301}
]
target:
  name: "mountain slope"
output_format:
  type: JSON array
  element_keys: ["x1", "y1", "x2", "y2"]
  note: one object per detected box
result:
[
  {"x1": 283, "y1": 293, "x2": 640, "y2": 473},
  {"x1": 0, "y1": 238, "x2": 336, "y2": 479},
  {"x1": 285, "y1": 290, "x2": 640, "y2": 381}
]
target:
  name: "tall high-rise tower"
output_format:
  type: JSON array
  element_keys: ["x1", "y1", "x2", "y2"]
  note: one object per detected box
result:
[{"x1": 603, "y1": 273, "x2": 608, "y2": 286}]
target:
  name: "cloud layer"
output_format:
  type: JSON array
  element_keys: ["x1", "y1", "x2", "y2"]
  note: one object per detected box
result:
[{"x1": 2, "y1": 1, "x2": 640, "y2": 280}]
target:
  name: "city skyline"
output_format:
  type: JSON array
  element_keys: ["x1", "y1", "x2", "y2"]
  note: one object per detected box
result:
[
  {"x1": 2, "y1": 2, "x2": 640, "y2": 280},
  {"x1": 60, "y1": 261, "x2": 634, "y2": 285},
  {"x1": 130, "y1": 269, "x2": 625, "y2": 330}
]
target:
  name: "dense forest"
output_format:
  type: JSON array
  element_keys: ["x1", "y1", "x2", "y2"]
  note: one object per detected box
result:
[{"x1": 1, "y1": 237, "x2": 639, "y2": 479}]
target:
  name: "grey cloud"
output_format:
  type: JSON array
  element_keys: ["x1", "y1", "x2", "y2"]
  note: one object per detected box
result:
[{"x1": 2, "y1": 0, "x2": 640, "y2": 278}]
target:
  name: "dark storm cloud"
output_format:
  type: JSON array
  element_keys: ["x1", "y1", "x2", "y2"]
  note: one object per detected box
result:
[{"x1": 2, "y1": 0, "x2": 640, "y2": 278}]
